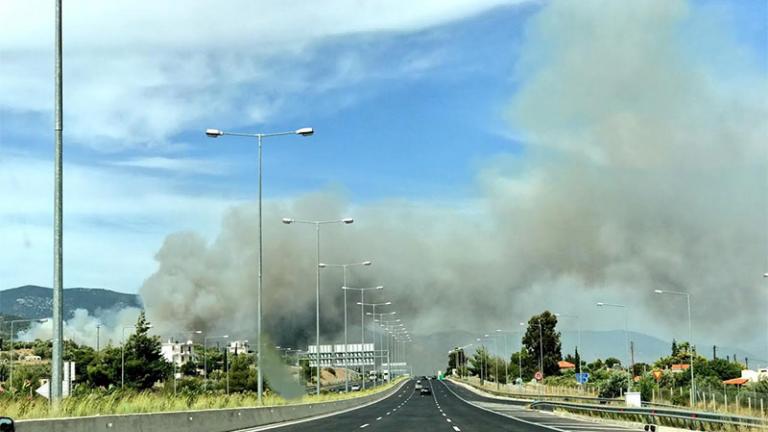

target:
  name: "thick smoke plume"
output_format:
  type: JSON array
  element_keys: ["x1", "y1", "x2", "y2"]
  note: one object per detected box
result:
[{"x1": 135, "y1": 0, "x2": 766, "y2": 370}]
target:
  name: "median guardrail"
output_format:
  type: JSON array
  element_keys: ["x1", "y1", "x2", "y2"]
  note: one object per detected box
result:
[
  {"x1": 14, "y1": 379, "x2": 409, "y2": 432},
  {"x1": 529, "y1": 400, "x2": 768, "y2": 431}
]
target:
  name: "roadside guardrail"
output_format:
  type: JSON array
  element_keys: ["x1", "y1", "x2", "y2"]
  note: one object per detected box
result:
[{"x1": 529, "y1": 400, "x2": 768, "y2": 431}]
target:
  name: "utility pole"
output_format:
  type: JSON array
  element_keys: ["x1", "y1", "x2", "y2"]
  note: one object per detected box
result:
[
  {"x1": 713, "y1": 345, "x2": 717, "y2": 360},
  {"x1": 630, "y1": 341, "x2": 635, "y2": 376}
]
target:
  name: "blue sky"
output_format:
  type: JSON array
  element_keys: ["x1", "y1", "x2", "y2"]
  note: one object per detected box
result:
[{"x1": 1, "y1": 0, "x2": 767, "y2": 354}]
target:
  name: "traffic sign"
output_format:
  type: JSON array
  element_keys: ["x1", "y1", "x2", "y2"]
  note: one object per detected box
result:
[
  {"x1": 575, "y1": 372, "x2": 590, "y2": 384},
  {"x1": 534, "y1": 371, "x2": 543, "y2": 381}
]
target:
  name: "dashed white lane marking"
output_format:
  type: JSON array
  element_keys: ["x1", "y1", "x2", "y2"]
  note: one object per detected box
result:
[
  {"x1": 442, "y1": 413, "x2": 446, "y2": 417},
  {"x1": 360, "y1": 424, "x2": 369, "y2": 429},
  {"x1": 447, "y1": 418, "x2": 452, "y2": 423},
  {"x1": 376, "y1": 417, "x2": 382, "y2": 421},
  {"x1": 452, "y1": 427, "x2": 461, "y2": 432}
]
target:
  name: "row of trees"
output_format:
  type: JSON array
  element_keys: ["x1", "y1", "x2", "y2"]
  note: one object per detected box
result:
[
  {"x1": 0, "y1": 312, "x2": 264, "y2": 396},
  {"x1": 449, "y1": 310, "x2": 759, "y2": 405}
]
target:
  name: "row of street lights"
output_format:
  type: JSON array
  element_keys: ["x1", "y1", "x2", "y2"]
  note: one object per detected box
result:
[
  {"x1": 459, "y1": 288, "x2": 699, "y2": 404},
  {"x1": 207, "y1": 125, "x2": 413, "y2": 396}
]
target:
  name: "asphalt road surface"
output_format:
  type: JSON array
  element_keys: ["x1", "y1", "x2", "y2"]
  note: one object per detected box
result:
[{"x1": 242, "y1": 378, "x2": 640, "y2": 432}]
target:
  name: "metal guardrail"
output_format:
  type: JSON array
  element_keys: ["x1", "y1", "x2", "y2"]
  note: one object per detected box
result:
[
  {"x1": 529, "y1": 400, "x2": 768, "y2": 430},
  {"x1": 455, "y1": 379, "x2": 625, "y2": 405}
]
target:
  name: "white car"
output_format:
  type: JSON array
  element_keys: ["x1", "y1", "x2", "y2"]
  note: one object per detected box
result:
[{"x1": 351, "y1": 384, "x2": 361, "y2": 391}]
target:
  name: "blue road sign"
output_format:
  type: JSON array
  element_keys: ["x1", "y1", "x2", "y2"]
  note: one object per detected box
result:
[{"x1": 575, "y1": 372, "x2": 590, "y2": 384}]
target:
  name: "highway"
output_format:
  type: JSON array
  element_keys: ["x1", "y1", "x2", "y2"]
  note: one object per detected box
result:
[{"x1": 242, "y1": 378, "x2": 640, "y2": 432}]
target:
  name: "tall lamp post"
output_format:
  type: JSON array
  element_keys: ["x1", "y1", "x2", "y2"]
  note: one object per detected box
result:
[
  {"x1": 555, "y1": 313, "x2": 583, "y2": 387},
  {"x1": 495, "y1": 329, "x2": 511, "y2": 388},
  {"x1": 358, "y1": 301, "x2": 392, "y2": 386},
  {"x1": 319, "y1": 260, "x2": 372, "y2": 392},
  {"x1": 172, "y1": 330, "x2": 202, "y2": 395},
  {"x1": 206, "y1": 125, "x2": 313, "y2": 403},
  {"x1": 654, "y1": 289, "x2": 695, "y2": 406},
  {"x1": 449, "y1": 343, "x2": 473, "y2": 380},
  {"x1": 518, "y1": 322, "x2": 525, "y2": 386},
  {"x1": 597, "y1": 302, "x2": 631, "y2": 392},
  {"x1": 483, "y1": 334, "x2": 500, "y2": 389},
  {"x1": 122, "y1": 323, "x2": 153, "y2": 388},
  {"x1": 8, "y1": 318, "x2": 48, "y2": 391},
  {"x1": 283, "y1": 217, "x2": 354, "y2": 395},
  {"x1": 343, "y1": 285, "x2": 383, "y2": 390}
]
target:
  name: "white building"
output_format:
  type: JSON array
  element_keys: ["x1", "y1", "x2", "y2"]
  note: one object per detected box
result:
[
  {"x1": 741, "y1": 368, "x2": 768, "y2": 383},
  {"x1": 306, "y1": 343, "x2": 374, "y2": 368},
  {"x1": 228, "y1": 340, "x2": 250, "y2": 355},
  {"x1": 161, "y1": 339, "x2": 195, "y2": 367}
]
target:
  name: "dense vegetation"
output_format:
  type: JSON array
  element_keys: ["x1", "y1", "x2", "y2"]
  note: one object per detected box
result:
[{"x1": 449, "y1": 310, "x2": 763, "y2": 408}]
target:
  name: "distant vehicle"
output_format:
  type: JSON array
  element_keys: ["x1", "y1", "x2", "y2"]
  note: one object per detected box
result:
[
  {"x1": 351, "y1": 384, "x2": 361, "y2": 391},
  {"x1": 415, "y1": 383, "x2": 423, "y2": 390},
  {"x1": 420, "y1": 387, "x2": 432, "y2": 396}
]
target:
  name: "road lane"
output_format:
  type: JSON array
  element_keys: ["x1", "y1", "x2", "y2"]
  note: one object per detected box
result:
[
  {"x1": 241, "y1": 378, "x2": 639, "y2": 431},
  {"x1": 439, "y1": 380, "x2": 639, "y2": 432}
]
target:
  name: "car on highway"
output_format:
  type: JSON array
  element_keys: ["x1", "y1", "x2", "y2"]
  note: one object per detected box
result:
[
  {"x1": 420, "y1": 387, "x2": 432, "y2": 396},
  {"x1": 350, "y1": 384, "x2": 361, "y2": 391},
  {"x1": 414, "y1": 382, "x2": 423, "y2": 391}
]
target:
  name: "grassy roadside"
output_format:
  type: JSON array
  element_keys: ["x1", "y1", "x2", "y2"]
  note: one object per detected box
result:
[{"x1": 3, "y1": 377, "x2": 407, "y2": 420}]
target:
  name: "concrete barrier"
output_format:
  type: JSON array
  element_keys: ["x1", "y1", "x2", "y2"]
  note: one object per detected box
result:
[{"x1": 15, "y1": 380, "x2": 408, "y2": 432}]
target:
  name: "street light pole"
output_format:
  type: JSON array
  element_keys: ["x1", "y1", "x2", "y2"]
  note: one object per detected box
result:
[
  {"x1": 8, "y1": 318, "x2": 48, "y2": 392},
  {"x1": 597, "y1": 302, "x2": 631, "y2": 393},
  {"x1": 359, "y1": 301, "x2": 392, "y2": 387},
  {"x1": 320, "y1": 260, "x2": 372, "y2": 392},
  {"x1": 518, "y1": 323, "x2": 525, "y2": 386},
  {"x1": 555, "y1": 313, "x2": 582, "y2": 387},
  {"x1": 343, "y1": 285, "x2": 383, "y2": 390},
  {"x1": 654, "y1": 289, "x2": 695, "y2": 406},
  {"x1": 283, "y1": 217, "x2": 354, "y2": 395},
  {"x1": 483, "y1": 334, "x2": 500, "y2": 389},
  {"x1": 496, "y1": 330, "x2": 510, "y2": 388},
  {"x1": 51, "y1": 0, "x2": 65, "y2": 407},
  {"x1": 206, "y1": 126, "x2": 312, "y2": 403}
]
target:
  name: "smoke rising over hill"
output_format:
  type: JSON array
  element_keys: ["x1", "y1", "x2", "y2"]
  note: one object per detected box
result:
[{"x1": 30, "y1": 0, "x2": 764, "y2": 370}]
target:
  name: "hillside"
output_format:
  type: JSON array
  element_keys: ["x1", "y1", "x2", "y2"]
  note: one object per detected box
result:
[{"x1": 0, "y1": 285, "x2": 142, "y2": 320}]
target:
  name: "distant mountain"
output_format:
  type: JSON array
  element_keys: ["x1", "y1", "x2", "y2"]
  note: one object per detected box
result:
[{"x1": 0, "y1": 285, "x2": 142, "y2": 320}]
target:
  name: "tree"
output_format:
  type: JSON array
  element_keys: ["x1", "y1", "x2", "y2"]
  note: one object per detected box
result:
[
  {"x1": 671, "y1": 339, "x2": 679, "y2": 357},
  {"x1": 123, "y1": 312, "x2": 170, "y2": 389},
  {"x1": 605, "y1": 357, "x2": 622, "y2": 369},
  {"x1": 448, "y1": 348, "x2": 466, "y2": 376},
  {"x1": 469, "y1": 346, "x2": 492, "y2": 384},
  {"x1": 521, "y1": 311, "x2": 562, "y2": 378},
  {"x1": 228, "y1": 354, "x2": 258, "y2": 392},
  {"x1": 509, "y1": 350, "x2": 532, "y2": 382},
  {"x1": 180, "y1": 360, "x2": 199, "y2": 377},
  {"x1": 599, "y1": 370, "x2": 629, "y2": 398}
]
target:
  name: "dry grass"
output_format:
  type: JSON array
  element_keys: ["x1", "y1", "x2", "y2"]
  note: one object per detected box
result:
[{"x1": 1, "y1": 377, "x2": 405, "y2": 420}]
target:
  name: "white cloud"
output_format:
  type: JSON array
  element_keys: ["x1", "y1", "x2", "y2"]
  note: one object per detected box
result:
[
  {"x1": 0, "y1": 153, "x2": 241, "y2": 292},
  {"x1": 0, "y1": 0, "x2": 528, "y2": 150},
  {"x1": 108, "y1": 156, "x2": 229, "y2": 175}
]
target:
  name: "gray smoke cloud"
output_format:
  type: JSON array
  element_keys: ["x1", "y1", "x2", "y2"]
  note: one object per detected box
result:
[{"x1": 137, "y1": 0, "x2": 767, "y2": 370}]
